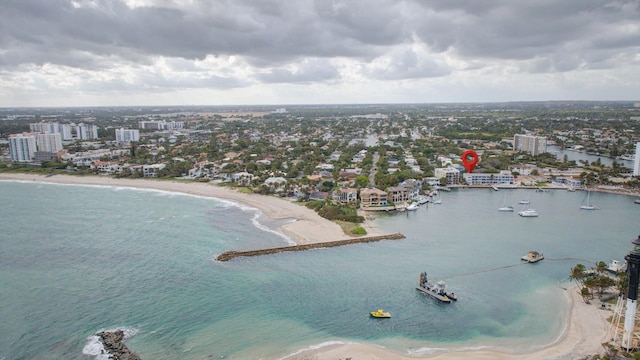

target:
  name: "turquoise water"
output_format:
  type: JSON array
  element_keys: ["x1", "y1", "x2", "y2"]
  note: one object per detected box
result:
[{"x1": 1, "y1": 181, "x2": 638, "y2": 359}]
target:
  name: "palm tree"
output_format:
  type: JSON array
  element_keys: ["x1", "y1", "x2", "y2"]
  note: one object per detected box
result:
[
  {"x1": 569, "y1": 264, "x2": 586, "y2": 288},
  {"x1": 596, "y1": 261, "x2": 608, "y2": 274}
]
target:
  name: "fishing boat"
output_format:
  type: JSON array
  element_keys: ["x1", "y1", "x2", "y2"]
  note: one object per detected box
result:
[
  {"x1": 369, "y1": 309, "x2": 391, "y2": 318},
  {"x1": 416, "y1": 272, "x2": 457, "y2": 303},
  {"x1": 521, "y1": 251, "x2": 544, "y2": 263}
]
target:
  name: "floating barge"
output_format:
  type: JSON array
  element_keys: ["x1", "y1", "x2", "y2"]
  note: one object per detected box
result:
[
  {"x1": 416, "y1": 272, "x2": 457, "y2": 303},
  {"x1": 521, "y1": 251, "x2": 544, "y2": 263}
]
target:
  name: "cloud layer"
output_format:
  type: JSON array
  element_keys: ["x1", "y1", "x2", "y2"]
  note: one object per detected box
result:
[{"x1": 1, "y1": 0, "x2": 639, "y2": 106}]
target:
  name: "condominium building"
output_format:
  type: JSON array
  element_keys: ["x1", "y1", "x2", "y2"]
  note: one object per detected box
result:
[
  {"x1": 35, "y1": 132, "x2": 63, "y2": 153},
  {"x1": 8, "y1": 133, "x2": 37, "y2": 162},
  {"x1": 462, "y1": 172, "x2": 515, "y2": 185},
  {"x1": 360, "y1": 188, "x2": 388, "y2": 207},
  {"x1": 115, "y1": 128, "x2": 140, "y2": 144},
  {"x1": 634, "y1": 142, "x2": 640, "y2": 177},
  {"x1": 30, "y1": 122, "x2": 97, "y2": 140},
  {"x1": 76, "y1": 123, "x2": 99, "y2": 140},
  {"x1": 514, "y1": 134, "x2": 547, "y2": 156},
  {"x1": 434, "y1": 167, "x2": 460, "y2": 185}
]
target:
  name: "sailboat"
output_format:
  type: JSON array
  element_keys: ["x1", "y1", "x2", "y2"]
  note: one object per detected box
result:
[
  {"x1": 580, "y1": 189, "x2": 598, "y2": 210},
  {"x1": 498, "y1": 192, "x2": 514, "y2": 212}
]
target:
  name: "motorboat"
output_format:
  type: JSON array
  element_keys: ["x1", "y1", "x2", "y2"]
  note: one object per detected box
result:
[
  {"x1": 518, "y1": 209, "x2": 539, "y2": 217},
  {"x1": 607, "y1": 259, "x2": 625, "y2": 274},
  {"x1": 370, "y1": 309, "x2": 391, "y2": 318},
  {"x1": 406, "y1": 202, "x2": 419, "y2": 211},
  {"x1": 634, "y1": 199, "x2": 640, "y2": 204},
  {"x1": 498, "y1": 206, "x2": 514, "y2": 212},
  {"x1": 518, "y1": 200, "x2": 530, "y2": 205},
  {"x1": 521, "y1": 251, "x2": 544, "y2": 263}
]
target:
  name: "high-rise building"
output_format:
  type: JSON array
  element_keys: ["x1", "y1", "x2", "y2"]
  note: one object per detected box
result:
[
  {"x1": 633, "y1": 142, "x2": 640, "y2": 177},
  {"x1": 115, "y1": 128, "x2": 140, "y2": 144},
  {"x1": 35, "y1": 132, "x2": 63, "y2": 153},
  {"x1": 8, "y1": 133, "x2": 37, "y2": 162},
  {"x1": 76, "y1": 123, "x2": 99, "y2": 140},
  {"x1": 514, "y1": 134, "x2": 547, "y2": 156}
]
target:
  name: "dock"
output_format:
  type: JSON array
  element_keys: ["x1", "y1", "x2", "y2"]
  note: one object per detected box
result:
[{"x1": 216, "y1": 233, "x2": 406, "y2": 261}]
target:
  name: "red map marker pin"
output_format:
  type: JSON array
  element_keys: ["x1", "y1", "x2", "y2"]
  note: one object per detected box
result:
[{"x1": 461, "y1": 150, "x2": 479, "y2": 173}]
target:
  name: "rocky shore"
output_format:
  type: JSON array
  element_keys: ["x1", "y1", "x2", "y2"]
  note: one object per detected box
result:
[{"x1": 97, "y1": 330, "x2": 141, "y2": 360}]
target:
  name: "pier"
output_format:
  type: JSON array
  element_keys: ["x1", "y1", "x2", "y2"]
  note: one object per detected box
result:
[{"x1": 216, "y1": 233, "x2": 406, "y2": 261}]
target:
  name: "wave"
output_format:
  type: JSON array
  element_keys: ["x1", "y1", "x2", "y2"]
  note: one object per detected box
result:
[
  {"x1": 279, "y1": 340, "x2": 347, "y2": 359},
  {"x1": 82, "y1": 326, "x2": 139, "y2": 359}
]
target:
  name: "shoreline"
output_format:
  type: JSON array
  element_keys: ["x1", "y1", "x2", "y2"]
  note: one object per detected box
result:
[
  {"x1": 1, "y1": 173, "x2": 613, "y2": 359},
  {"x1": 0, "y1": 173, "x2": 383, "y2": 245},
  {"x1": 280, "y1": 284, "x2": 611, "y2": 359}
]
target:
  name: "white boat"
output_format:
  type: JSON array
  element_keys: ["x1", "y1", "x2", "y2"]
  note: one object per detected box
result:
[
  {"x1": 634, "y1": 199, "x2": 640, "y2": 204},
  {"x1": 580, "y1": 190, "x2": 598, "y2": 210},
  {"x1": 518, "y1": 209, "x2": 539, "y2": 217},
  {"x1": 497, "y1": 193, "x2": 513, "y2": 212},
  {"x1": 518, "y1": 200, "x2": 530, "y2": 205},
  {"x1": 434, "y1": 199, "x2": 442, "y2": 205},
  {"x1": 406, "y1": 202, "x2": 419, "y2": 211},
  {"x1": 607, "y1": 259, "x2": 625, "y2": 274}
]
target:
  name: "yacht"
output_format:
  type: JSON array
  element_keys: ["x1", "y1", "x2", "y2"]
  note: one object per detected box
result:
[
  {"x1": 518, "y1": 209, "x2": 539, "y2": 217},
  {"x1": 406, "y1": 202, "x2": 419, "y2": 211}
]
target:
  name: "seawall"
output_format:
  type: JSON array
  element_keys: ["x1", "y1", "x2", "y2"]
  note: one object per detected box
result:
[{"x1": 216, "y1": 233, "x2": 406, "y2": 261}]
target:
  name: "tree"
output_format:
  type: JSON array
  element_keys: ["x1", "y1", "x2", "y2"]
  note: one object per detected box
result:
[{"x1": 569, "y1": 264, "x2": 586, "y2": 288}]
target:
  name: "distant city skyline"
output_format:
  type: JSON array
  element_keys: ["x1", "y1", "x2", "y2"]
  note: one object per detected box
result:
[{"x1": 1, "y1": 1, "x2": 639, "y2": 107}]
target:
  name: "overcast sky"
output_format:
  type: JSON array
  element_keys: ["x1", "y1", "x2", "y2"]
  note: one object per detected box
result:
[{"x1": 1, "y1": 0, "x2": 639, "y2": 107}]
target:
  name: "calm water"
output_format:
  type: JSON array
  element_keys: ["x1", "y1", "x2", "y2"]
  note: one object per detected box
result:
[{"x1": 1, "y1": 181, "x2": 639, "y2": 359}]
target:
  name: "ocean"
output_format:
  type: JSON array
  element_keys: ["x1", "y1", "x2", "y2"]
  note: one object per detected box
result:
[{"x1": 1, "y1": 180, "x2": 639, "y2": 359}]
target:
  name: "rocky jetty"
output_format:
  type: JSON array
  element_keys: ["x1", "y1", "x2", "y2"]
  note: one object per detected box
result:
[
  {"x1": 97, "y1": 330, "x2": 141, "y2": 360},
  {"x1": 217, "y1": 232, "x2": 406, "y2": 261}
]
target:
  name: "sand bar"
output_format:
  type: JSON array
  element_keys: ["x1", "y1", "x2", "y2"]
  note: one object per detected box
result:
[{"x1": 0, "y1": 173, "x2": 381, "y2": 245}]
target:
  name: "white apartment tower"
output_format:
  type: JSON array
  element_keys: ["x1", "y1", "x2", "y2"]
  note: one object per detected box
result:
[
  {"x1": 8, "y1": 133, "x2": 37, "y2": 162},
  {"x1": 35, "y1": 132, "x2": 63, "y2": 153},
  {"x1": 115, "y1": 128, "x2": 140, "y2": 144},
  {"x1": 634, "y1": 142, "x2": 640, "y2": 177},
  {"x1": 76, "y1": 123, "x2": 99, "y2": 140},
  {"x1": 514, "y1": 134, "x2": 547, "y2": 156}
]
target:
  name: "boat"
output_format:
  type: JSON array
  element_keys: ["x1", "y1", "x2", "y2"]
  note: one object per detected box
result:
[
  {"x1": 607, "y1": 259, "x2": 625, "y2": 274},
  {"x1": 369, "y1": 309, "x2": 391, "y2": 318},
  {"x1": 491, "y1": 185, "x2": 499, "y2": 191},
  {"x1": 415, "y1": 195, "x2": 429, "y2": 205},
  {"x1": 518, "y1": 200, "x2": 530, "y2": 205},
  {"x1": 406, "y1": 202, "x2": 419, "y2": 211},
  {"x1": 580, "y1": 189, "x2": 598, "y2": 210},
  {"x1": 416, "y1": 272, "x2": 457, "y2": 303},
  {"x1": 521, "y1": 251, "x2": 544, "y2": 263},
  {"x1": 498, "y1": 193, "x2": 513, "y2": 211},
  {"x1": 634, "y1": 199, "x2": 640, "y2": 204},
  {"x1": 434, "y1": 199, "x2": 442, "y2": 205},
  {"x1": 518, "y1": 209, "x2": 539, "y2": 217}
]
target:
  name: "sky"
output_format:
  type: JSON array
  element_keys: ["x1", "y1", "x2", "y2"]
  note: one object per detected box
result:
[{"x1": 1, "y1": 0, "x2": 639, "y2": 107}]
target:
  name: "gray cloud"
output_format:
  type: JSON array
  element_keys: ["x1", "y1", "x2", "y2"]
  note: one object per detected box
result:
[{"x1": 0, "y1": 0, "x2": 638, "y2": 105}]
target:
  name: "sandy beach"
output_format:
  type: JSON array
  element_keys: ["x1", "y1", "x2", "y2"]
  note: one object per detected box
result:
[
  {"x1": 0, "y1": 173, "x2": 613, "y2": 359},
  {"x1": 283, "y1": 285, "x2": 611, "y2": 360}
]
